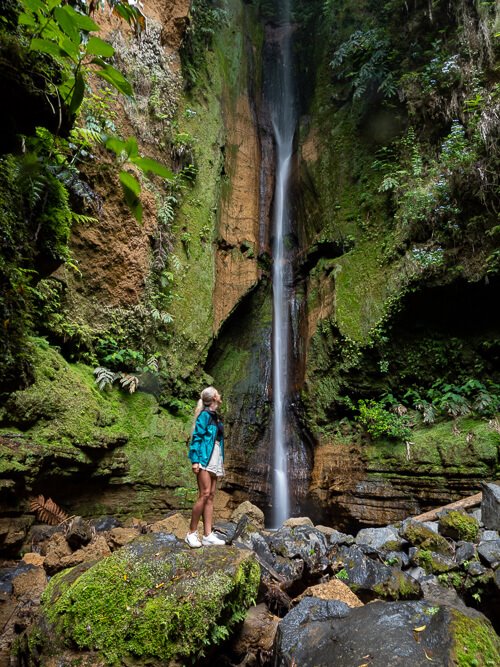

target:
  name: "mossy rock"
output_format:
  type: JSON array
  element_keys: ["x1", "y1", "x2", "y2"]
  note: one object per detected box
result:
[
  {"x1": 29, "y1": 533, "x2": 260, "y2": 665},
  {"x1": 451, "y1": 607, "x2": 500, "y2": 666},
  {"x1": 414, "y1": 548, "x2": 459, "y2": 575},
  {"x1": 439, "y1": 511, "x2": 480, "y2": 543},
  {"x1": 401, "y1": 520, "x2": 453, "y2": 555}
]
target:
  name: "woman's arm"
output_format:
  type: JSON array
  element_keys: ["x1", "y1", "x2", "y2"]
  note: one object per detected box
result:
[{"x1": 188, "y1": 411, "x2": 209, "y2": 463}]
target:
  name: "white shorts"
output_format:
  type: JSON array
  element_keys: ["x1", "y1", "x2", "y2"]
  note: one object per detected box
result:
[{"x1": 200, "y1": 441, "x2": 225, "y2": 478}]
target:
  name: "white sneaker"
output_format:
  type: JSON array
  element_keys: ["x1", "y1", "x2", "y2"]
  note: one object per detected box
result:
[
  {"x1": 185, "y1": 532, "x2": 202, "y2": 548},
  {"x1": 202, "y1": 532, "x2": 225, "y2": 546}
]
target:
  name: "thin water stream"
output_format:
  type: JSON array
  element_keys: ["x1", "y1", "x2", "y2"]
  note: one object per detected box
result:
[{"x1": 270, "y1": 0, "x2": 296, "y2": 528}]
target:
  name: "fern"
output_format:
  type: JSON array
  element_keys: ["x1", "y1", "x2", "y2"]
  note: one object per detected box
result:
[
  {"x1": 71, "y1": 212, "x2": 99, "y2": 225},
  {"x1": 94, "y1": 366, "x2": 119, "y2": 390},
  {"x1": 30, "y1": 495, "x2": 69, "y2": 525},
  {"x1": 146, "y1": 355, "x2": 160, "y2": 372},
  {"x1": 119, "y1": 373, "x2": 139, "y2": 393}
]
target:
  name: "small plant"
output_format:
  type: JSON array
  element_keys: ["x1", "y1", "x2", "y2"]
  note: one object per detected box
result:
[
  {"x1": 357, "y1": 399, "x2": 412, "y2": 441},
  {"x1": 336, "y1": 568, "x2": 349, "y2": 581},
  {"x1": 30, "y1": 495, "x2": 69, "y2": 525}
]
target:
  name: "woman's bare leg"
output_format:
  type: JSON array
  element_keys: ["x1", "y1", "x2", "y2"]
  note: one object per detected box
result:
[
  {"x1": 189, "y1": 470, "x2": 212, "y2": 533},
  {"x1": 202, "y1": 475, "x2": 217, "y2": 536}
]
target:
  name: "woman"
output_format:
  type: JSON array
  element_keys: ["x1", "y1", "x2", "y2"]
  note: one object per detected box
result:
[{"x1": 185, "y1": 386, "x2": 226, "y2": 547}]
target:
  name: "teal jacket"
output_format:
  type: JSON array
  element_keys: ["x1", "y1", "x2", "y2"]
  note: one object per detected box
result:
[{"x1": 188, "y1": 410, "x2": 224, "y2": 467}]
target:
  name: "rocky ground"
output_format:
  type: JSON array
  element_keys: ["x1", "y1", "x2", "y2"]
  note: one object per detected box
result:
[{"x1": 1, "y1": 484, "x2": 500, "y2": 666}]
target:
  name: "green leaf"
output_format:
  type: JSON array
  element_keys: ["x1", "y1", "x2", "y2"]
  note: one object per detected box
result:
[
  {"x1": 59, "y1": 36, "x2": 81, "y2": 62},
  {"x1": 21, "y1": 0, "x2": 44, "y2": 12},
  {"x1": 94, "y1": 63, "x2": 134, "y2": 98},
  {"x1": 119, "y1": 171, "x2": 142, "y2": 223},
  {"x1": 69, "y1": 71, "x2": 85, "y2": 114},
  {"x1": 105, "y1": 136, "x2": 127, "y2": 157},
  {"x1": 18, "y1": 12, "x2": 37, "y2": 27},
  {"x1": 131, "y1": 156, "x2": 174, "y2": 179},
  {"x1": 54, "y1": 6, "x2": 80, "y2": 45},
  {"x1": 124, "y1": 137, "x2": 138, "y2": 158},
  {"x1": 86, "y1": 36, "x2": 114, "y2": 57},
  {"x1": 67, "y1": 6, "x2": 99, "y2": 32},
  {"x1": 30, "y1": 38, "x2": 65, "y2": 58},
  {"x1": 119, "y1": 171, "x2": 141, "y2": 195}
]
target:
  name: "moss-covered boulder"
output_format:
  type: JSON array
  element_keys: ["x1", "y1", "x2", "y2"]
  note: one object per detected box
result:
[
  {"x1": 25, "y1": 533, "x2": 260, "y2": 665},
  {"x1": 439, "y1": 510, "x2": 480, "y2": 543},
  {"x1": 400, "y1": 520, "x2": 453, "y2": 555},
  {"x1": 412, "y1": 548, "x2": 459, "y2": 575}
]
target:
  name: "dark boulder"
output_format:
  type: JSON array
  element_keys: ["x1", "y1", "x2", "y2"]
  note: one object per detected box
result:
[
  {"x1": 477, "y1": 539, "x2": 500, "y2": 569},
  {"x1": 336, "y1": 545, "x2": 421, "y2": 600},
  {"x1": 269, "y1": 526, "x2": 329, "y2": 576},
  {"x1": 274, "y1": 598, "x2": 500, "y2": 667},
  {"x1": 65, "y1": 516, "x2": 92, "y2": 550},
  {"x1": 481, "y1": 482, "x2": 500, "y2": 531},
  {"x1": 91, "y1": 516, "x2": 122, "y2": 532}
]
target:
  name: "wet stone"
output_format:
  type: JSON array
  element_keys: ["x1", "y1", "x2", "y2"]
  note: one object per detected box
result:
[
  {"x1": 466, "y1": 561, "x2": 489, "y2": 577},
  {"x1": 477, "y1": 539, "x2": 500, "y2": 569},
  {"x1": 455, "y1": 541, "x2": 477, "y2": 565},
  {"x1": 481, "y1": 482, "x2": 500, "y2": 531},
  {"x1": 355, "y1": 525, "x2": 403, "y2": 551}
]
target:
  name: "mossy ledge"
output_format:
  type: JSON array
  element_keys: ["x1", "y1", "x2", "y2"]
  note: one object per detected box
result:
[
  {"x1": 0, "y1": 341, "x2": 195, "y2": 518},
  {"x1": 31, "y1": 534, "x2": 260, "y2": 665}
]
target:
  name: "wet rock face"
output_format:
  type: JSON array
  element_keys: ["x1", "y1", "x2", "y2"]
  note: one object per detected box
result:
[
  {"x1": 274, "y1": 599, "x2": 500, "y2": 667},
  {"x1": 309, "y1": 438, "x2": 498, "y2": 529},
  {"x1": 482, "y1": 482, "x2": 500, "y2": 531}
]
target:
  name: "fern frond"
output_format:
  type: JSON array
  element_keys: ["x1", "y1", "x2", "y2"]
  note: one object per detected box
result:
[
  {"x1": 71, "y1": 212, "x2": 99, "y2": 225},
  {"x1": 146, "y1": 356, "x2": 160, "y2": 372},
  {"x1": 30, "y1": 495, "x2": 69, "y2": 525},
  {"x1": 170, "y1": 253, "x2": 182, "y2": 272},
  {"x1": 119, "y1": 373, "x2": 139, "y2": 393},
  {"x1": 94, "y1": 366, "x2": 119, "y2": 390}
]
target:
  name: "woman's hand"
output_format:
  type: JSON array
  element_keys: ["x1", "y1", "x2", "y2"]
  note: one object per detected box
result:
[{"x1": 192, "y1": 463, "x2": 200, "y2": 475}]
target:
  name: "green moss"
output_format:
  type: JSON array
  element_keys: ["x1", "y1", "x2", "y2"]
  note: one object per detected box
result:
[
  {"x1": 41, "y1": 539, "x2": 260, "y2": 665},
  {"x1": 415, "y1": 549, "x2": 458, "y2": 575},
  {"x1": 451, "y1": 609, "x2": 500, "y2": 667},
  {"x1": 401, "y1": 522, "x2": 452, "y2": 555},
  {"x1": 372, "y1": 570, "x2": 420, "y2": 600},
  {"x1": 439, "y1": 511, "x2": 480, "y2": 543},
  {"x1": 0, "y1": 343, "x2": 195, "y2": 516},
  {"x1": 366, "y1": 417, "x2": 499, "y2": 477}
]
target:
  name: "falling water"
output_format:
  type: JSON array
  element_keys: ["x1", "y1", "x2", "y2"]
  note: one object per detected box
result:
[{"x1": 270, "y1": 0, "x2": 296, "y2": 528}]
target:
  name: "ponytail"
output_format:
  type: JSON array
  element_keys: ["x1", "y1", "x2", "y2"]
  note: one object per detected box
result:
[{"x1": 191, "y1": 386, "x2": 218, "y2": 433}]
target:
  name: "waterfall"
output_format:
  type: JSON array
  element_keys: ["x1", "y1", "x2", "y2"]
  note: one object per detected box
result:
[{"x1": 270, "y1": 0, "x2": 296, "y2": 528}]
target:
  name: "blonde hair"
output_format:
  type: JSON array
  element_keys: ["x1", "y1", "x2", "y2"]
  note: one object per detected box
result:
[{"x1": 193, "y1": 386, "x2": 218, "y2": 426}]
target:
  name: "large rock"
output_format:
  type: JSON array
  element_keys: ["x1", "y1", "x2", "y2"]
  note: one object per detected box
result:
[
  {"x1": 400, "y1": 519, "x2": 453, "y2": 555},
  {"x1": 0, "y1": 516, "x2": 33, "y2": 557},
  {"x1": 43, "y1": 533, "x2": 73, "y2": 574},
  {"x1": 230, "y1": 603, "x2": 279, "y2": 664},
  {"x1": 355, "y1": 525, "x2": 403, "y2": 551},
  {"x1": 481, "y1": 482, "x2": 500, "y2": 531},
  {"x1": 149, "y1": 512, "x2": 190, "y2": 539},
  {"x1": 477, "y1": 539, "x2": 500, "y2": 569},
  {"x1": 269, "y1": 526, "x2": 329, "y2": 576},
  {"x1": 438, "y1": 510, "x2": 479, "y2": 542},
  {"x1": 274, "y1": 598, "x2": 500, "y2": 666},
  {"x1": 23, "y1": 533, "x2": 260, "y2": 666},
  {"x1": 231, "y1": 501, "x2": 265, "y2": 529},
  {"x1": 66, "y1": 516, "x2": 92, "y2": 550},
  {"x1": 336, "y1": 545, "x2": 421, "y2": 601}
]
